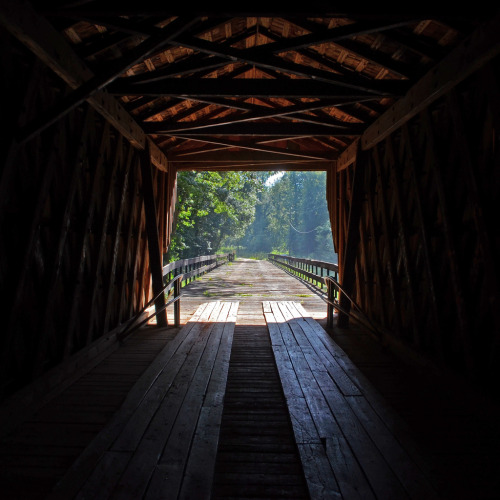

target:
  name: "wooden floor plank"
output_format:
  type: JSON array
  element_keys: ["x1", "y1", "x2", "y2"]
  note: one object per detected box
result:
[
  {"x1": 263, "y1": 301, "x2": 443, "y2": 500},
  {"x1": 145, "y1": 302, "x2": 237, "y2": 499},
  {"x1": 212, "y1": 304, "x2": 309, "y2": 500},
  {"x1": 179, "y1": 302, "x2": 239, "y2": 500},
  {"x1": 2, "y1": 258, "x2": 499, "y2": 500},
  {"x1": 55, "y1": 301, "x2": 240, "y2": 500},
  {"x1": 291, "y1": 301, "x2": 440, "y2": 490},
  {"x1": 104, "y1": 302, "x2": 227, "y2": 499},
  {"x1": 111, "y1": 302, "x2": 220, "y2": 453}
]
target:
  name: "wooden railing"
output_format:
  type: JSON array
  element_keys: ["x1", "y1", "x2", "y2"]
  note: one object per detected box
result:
[
  {"x1": 268, "y1": 253, "x2": 378, "y2": 335},
  {"x1": 118, "y1": 252, "x2": 235, "y2": 339},
  {"x1": 268, "y1": 254, "x2": 339, "y2": 325},
  {"x1": 162, "y1": 251, "x2": 235, "y2": 286},
  {"x1": 268, "y1": 253, "x2": 339, "y2": 291}
]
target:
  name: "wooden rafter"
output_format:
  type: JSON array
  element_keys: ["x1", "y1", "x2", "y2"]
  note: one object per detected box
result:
[
  {"x1": 145, "y1": 122, "x2": 364, "y2": 136},
  {"x1": 142, "y1": 98, "x2": 368, "y2": 131},
  {"x1": 163, "y1": 135, "x2": 333, "y2": 160},
  {"x1": 251, "y1": 18, "x2": 424, "y2": 55},
  {"x1": 109, "y1": 78, "x2": 396, "y2": 99}
]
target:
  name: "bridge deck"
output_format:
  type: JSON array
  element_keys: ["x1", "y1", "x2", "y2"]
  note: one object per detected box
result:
[{"x1": 0, "y1": 259, "x2": 499, "y2": 499}]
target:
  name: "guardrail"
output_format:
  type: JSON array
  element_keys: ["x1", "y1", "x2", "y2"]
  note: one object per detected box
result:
[
  {"x1": 162, "y1": 251, "x2": 235, "y2": 286},
  {"x1": 267, "y1": 253, "x2": 339, "y2": 291},
  {"x1": 118, "y1": 251, "x2": 235, "y2": 340},
  {"x1": 268, "y1": 253, "x2": 339, "y2": 325},
  {"x1": 268, "y1": 253, "x2": 379, "y2": 335}
]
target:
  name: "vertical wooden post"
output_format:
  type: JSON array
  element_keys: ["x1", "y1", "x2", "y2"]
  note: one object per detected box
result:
[
  {"x1": 327, "y1": 279, "x2": 335, "y2": 329},
  {"x1": 174, "y1": 276, "x2": 181, "y2": 327},
  {"x1": 337, "y1": 145, "x2": 367, "y2": 328},
  {"x1": 140, "y1": 144, "x2": 167, "y2": 327}
]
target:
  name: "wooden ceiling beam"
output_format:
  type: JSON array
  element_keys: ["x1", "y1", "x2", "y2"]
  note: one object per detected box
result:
[
  {"x1": 251, "y1": 18, "x2": 423, "y2": 55},
  {"x1": 257, "y1": 24, "x2": 413, "y2": 81},
  {"x1": 145, "y1": 121, "x2": 364, "y2": 136},
  {"x1": 109, "y1": 78, "x2": 391, "y2": 99},
  {"x1": 0, "y1": 0, "x2": 169, "y2": 170},
  {"x1": 119, "y1": 25, "x2": 258, "y2": 85},
  {"x1": 174, "y1": 160, "x2": 331, "y2": 171},
  {"x1": 282, "y1": 19, "x2": 416, "y2": 80},
  {"x1": 166, "y1": 135, "x2": 333, "y2": 160},
  {"x1": 174, "y1": 34, "x2": 408, "y2": 95},
  {"x1": 171, "y1": 149, "x2": 331, "y2": 163},
  {"x1": 125, "y1": 55, "x2": 229, "y2": 84}
]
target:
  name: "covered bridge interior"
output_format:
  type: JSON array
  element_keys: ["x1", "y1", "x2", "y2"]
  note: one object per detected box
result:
[{"x1": 0, "y1": 2, "x2": 499, "y2": 499}]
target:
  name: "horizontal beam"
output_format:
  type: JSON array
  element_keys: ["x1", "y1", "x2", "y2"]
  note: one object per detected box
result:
[
  {"x1": 0, "y1": 0, "x2": 168, "y2": 172},
  {"x1": 145, "y1": 121, "x2": 364, "y2": 136},
  {"x1": 171, "y1": 150, "x2": 333, "y2": 163},
  {"x1": 336, "y1": 138, "x2": 359, "y2": 171},
  {"x1": 175, "y1": 161, "x2": 331, "y2": 171},
  {"x1": 168, "y1": 135, "x2": 333, "y2": 160},
  {"x1": 361, "y1": 12, "x2": 500, "y2": 149},
  {"x1": 109, "y1": 78, "x2": 390, "y2": 99}
]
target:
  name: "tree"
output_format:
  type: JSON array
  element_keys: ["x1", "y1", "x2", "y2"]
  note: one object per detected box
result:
[
  {"x1": 237, "y1": 171, "x2": 337, "y2": 262},
  {"x1": 167, "y1": 171, "x2": 264, "y2": 260}
]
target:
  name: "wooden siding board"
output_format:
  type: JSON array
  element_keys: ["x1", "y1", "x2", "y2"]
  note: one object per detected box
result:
[
  {"x1": 400, "y1": 123, "x2": 442, "y2": 356},
  {"x1": 420, "y1": 108, "x2": 473, "y2": 373},
  {"x1": 385, "y1": 134, "x2": 420, "y2": 346}
]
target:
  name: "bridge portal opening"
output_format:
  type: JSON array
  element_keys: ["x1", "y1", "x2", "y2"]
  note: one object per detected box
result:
[{"x1": 166, "y1": 169, "x2": 338, "y2": 267}]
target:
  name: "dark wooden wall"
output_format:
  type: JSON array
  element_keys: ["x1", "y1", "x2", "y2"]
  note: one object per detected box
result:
[
  {"x1": 0, "y1": 31, "x2": 176, "y2": 402},
  {"x1": 328, "y1": 56, "x2": 500, "y2": 393}
]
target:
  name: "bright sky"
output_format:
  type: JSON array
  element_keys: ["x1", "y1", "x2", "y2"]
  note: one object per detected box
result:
[{"x1": 265, "y1": 171, "x2": 284, "y2": 186}]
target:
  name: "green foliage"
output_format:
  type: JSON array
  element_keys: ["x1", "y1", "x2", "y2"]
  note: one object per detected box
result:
[
  {"x1": 235, "y1": 171, "x2": 337, "y2": 262},
  {"x1": 167, "y1": 170, "x2": 337, "y2": 264},
  {"x1": 167, "y1": 171, "x2": 264, "y2": 260}
]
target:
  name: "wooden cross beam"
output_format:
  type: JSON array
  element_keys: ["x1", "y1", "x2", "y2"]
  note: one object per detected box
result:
[
  {"x1": 141, "y1": 97, "x2": 372, "y2": 132},
  {"x1": 166, "y1": 135, "x2": 333, "y2": 160},
  {"x1": 145, "y1": 122, "x2": 364, "y2": 137},
  {"x1": 249, "y1": 18, "x2": 424, "y2": 55},
  {"x1": 109, "y1": 78, "x2": 394, "y2": 99}
]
